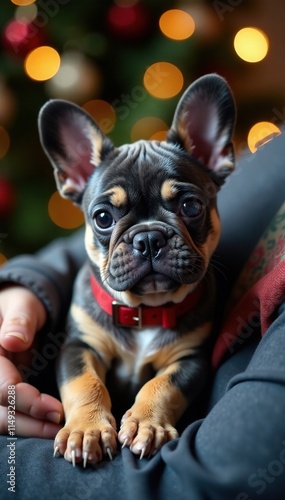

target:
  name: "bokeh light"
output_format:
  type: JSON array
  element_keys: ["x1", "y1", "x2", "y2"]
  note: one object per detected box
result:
[
  {"x1": 4, "y1": 20, "x2": 31, "y2": 50},
  {"x1": 131, "y1": 117, "x2": 168, "y2": 142},
  {"x1": 0, "y1": 82, "x2": 16, "y2": 125},
  {"x1": 107, "y1": 2, "x2": 149, "y2": 40},
  {"x1": 234, "y1": 27, "x2": 269, "y2": 63},
  {"x1": 150, "y1": 130, "x2": 168, "y2": 141},
  {"x1": 24, "y1": 46, "x2": 60, "y2": 81},
  {"x1": 11, "y1": 0, "x2": 36, "y2": 5},
  {"x1": 83, "y1": 100, "x2": 116, "y2": 134},
  {"x1": 46, "y1": 52, "x2": 101, "y2": 100},
  {"x1": 143, "y1": 62, "x2": 184, "y2": 99},
  {"x1": 159, "y1": 9, "x2": 195, "y2": 40},
  {"x1": 15, "y1": 3, "x2": 37, "y2": 21},
  {"x1": 247, "y1": 122, "x2": 281, "y2": 153},
  {"x1": 0, "y1": 127, "x2": 10, "y2": 159},
  {"x1": 48, "y1": 192, "x2": 84, "y2": 229}
]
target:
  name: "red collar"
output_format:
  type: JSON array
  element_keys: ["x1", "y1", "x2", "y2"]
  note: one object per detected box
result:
[{"x1": 90, "y1": 274, "x2": 204, "y2": 329}]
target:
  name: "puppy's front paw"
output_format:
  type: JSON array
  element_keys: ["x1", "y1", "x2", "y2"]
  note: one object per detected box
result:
[
  {"x1": 54, "y1": 412, "x2": 117, "y2": 467},
  {"x1": 118, "y1": 406, "x2": 179, "y2": 459}
]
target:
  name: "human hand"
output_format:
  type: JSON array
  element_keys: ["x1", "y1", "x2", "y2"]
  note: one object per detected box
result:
[{"x1": 0, "y1": 286, "x2": 64, "y2": 437}]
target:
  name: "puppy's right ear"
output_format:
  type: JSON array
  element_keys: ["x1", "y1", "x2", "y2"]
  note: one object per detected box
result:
[
  {"x1": 38, "y1": 100, "x2": 114, "y2": 204},
  {"x1": 167, "y1": 74, "x2": 236, "y2": 182}
]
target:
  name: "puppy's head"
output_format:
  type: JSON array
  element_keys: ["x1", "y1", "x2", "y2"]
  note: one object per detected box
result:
[{"x1": 38, "y1": 74, "x2": 236, "y2": 307}]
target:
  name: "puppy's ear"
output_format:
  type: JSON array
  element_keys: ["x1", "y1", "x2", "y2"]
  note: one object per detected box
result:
[
  {"x1": 167, "y1": 74, "x2": 236, "y2": 181},
  {"x1": 38, "y1": 100, "x2": 114, "y2": 203}
]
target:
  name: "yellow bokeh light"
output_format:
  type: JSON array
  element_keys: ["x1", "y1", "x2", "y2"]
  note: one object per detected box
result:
[
  {"x1": 247, "y1": 122, "x2": 281, "y2": 153},
  {"x1": 159, "y1": 9, "x2": 195, "y2": 41},
  {"x1": 48, "y1": 192, "x2": 84, "y2": 229},
  {"x1": 131, "y1": 117, "x2": 168, "y2": 142},
  {"x1": 0, "y1": 127, "x2": 10, "y2": 159},
  {"x1": 143, "y1": 62, "x2": 184, "y2": 99},
  {"x1": 11, "y1": 0, "x2": 36, "y2": 5},
  {"x1": 24, "y1": 46, "x2": 60, "y2": 81},
  {"x1": 234, "y1": 27, "x2": 269, "y2": 63},
  {"x1": 83, "y1": 100, "x2": 116, "y2": 134},
  {"x1": 0, "y1": 254, "x2": 7, "y2": 267}
]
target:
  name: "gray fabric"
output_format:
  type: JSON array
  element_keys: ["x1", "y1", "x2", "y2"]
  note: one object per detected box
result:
[{"x1": 217, "y1": 131, "x2": 285, "y2": 286}]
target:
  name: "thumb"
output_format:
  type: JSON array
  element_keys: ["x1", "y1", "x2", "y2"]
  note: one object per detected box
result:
[{"x1": 0, "y1": 286, "x2": 47, "y2": 353}]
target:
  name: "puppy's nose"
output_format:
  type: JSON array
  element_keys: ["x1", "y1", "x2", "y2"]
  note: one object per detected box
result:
[{"x1": 133, "y1": 231, "x2": 166, "y2": 258}]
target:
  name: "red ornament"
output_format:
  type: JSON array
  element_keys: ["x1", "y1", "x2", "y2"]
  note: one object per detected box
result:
[
  {"x1": 0, "y1": 177, "x2": 15, "y2": 216},
  {"x1": 107, "y1": 4, "x2": 151, "y2": 41},
  {"x1": 2, "y1": 19, "x2": 46, "y2": 59}
]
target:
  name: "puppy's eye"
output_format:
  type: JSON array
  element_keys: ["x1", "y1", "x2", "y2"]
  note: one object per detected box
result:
[
  {"x1": 180, "y1": 198, "x2": 204, "y2": 218},
  {"x1": 94, "y1": 211, "x2": 115, "y2": 230}
]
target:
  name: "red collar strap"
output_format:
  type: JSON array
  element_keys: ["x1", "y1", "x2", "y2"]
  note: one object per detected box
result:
[{"x1": 90, "y1": 274, "x2": 203, "y2": 329}]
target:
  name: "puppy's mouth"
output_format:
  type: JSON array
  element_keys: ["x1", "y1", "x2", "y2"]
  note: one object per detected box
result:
[{"x1": 130, "y1": 273, "x2": 179, "y2": 295}]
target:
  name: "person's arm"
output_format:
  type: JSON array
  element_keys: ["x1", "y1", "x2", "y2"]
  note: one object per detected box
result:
[
  {"x1": 0, "y1": 229, "x2": 85, "y2": 334},
  {"x1": 0, "y1": 229, "x2": 85, "y2": 437}
]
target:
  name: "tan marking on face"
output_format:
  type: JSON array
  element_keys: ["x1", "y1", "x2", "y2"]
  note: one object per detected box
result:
[
  {"x1": 103, "y1": 186, "x2": 127, "y2": 208},
  {"x1": 161, "y1": 180, "x2": 178, "y2": 201},
  {"x1": 83, "y1": 229, "x2": 129, "y2": 304},
  {"x1": 84, "y1": 223, "x2": 109, "y2": 272},
  {"x1": 202, "y1": 208, "x2": 221, "y2": 263}
]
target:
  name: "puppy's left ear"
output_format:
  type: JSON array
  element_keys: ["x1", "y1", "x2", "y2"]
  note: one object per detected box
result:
[
  {"x1": 38, "y1": 100, "x2": 114, "y2": 204},
  {"x1": 167, "y1": 74, "x2": 236, "y2": 181}
]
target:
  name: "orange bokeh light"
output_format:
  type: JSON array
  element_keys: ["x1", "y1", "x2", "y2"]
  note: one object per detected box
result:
[
  {"x1": 159, "y1": 9, "x2": 195, "y2": 40},
  {"x1": 83, "y1": 100, "x2": 116, "y2": 134},
  {"x1": 143, "y1": 62, "x2": 184, "y2": 99},
  {"x1": 131, "y1": 116, "x2": 168, "y2": 142},
  {"x1": 48, "y1": 192, "x2": 84, "y2": 229},
  {"x1": 11, "y1": 0, "x2": 36, "y2": 5},
  {"x1": 24, "y1": 46, "x2": 60, "y2": 81}
]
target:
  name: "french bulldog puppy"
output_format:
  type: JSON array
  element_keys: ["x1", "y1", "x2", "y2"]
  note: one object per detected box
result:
[{"x1": 38, "y1": 73, "x2": 236, "y2": 467}]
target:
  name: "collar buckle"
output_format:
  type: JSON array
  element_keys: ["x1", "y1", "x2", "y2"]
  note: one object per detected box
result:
[{"x1": 112, "y1": 301, "x2": 143, "y2": 328}]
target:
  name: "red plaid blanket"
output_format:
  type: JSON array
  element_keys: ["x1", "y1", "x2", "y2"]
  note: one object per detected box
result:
[{"x1": 212, "y1": 202, "x2": 285, "y2": 368}]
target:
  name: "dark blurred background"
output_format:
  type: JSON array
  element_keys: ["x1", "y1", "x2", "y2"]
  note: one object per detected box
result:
[{"x1": 1, "y1": 0, "x2": 285, "y2": 261}]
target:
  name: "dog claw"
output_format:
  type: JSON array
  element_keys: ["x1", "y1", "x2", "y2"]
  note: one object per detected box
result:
[
  {"x1": 106, "y1": 447, "x2": 113, "y2": 461},
  {"x1": 121, "y1": 438, "x2": 128, "y2": 449},
  {"x1": 71, "y1": 449, "x2": 76, "y2": 467},
  {"x1": 83, "y1": 451, "x2": 88, "y2": 468},
  {"x1": 53, "y1": 446, "x2": 60, "y2": 458},
  {"x1": 140, "y1": 448, "x2": 146, "y2": 460}
]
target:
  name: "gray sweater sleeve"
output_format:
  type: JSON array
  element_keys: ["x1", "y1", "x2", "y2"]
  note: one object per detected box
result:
[{"x1": 0, "y1": 229, "x2": 85, "y2": 329}]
